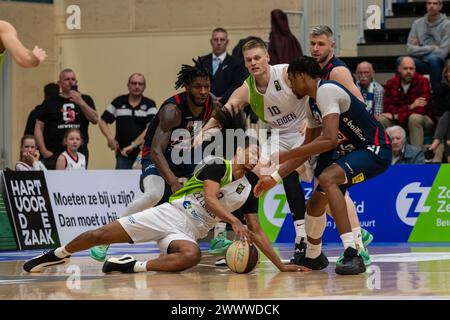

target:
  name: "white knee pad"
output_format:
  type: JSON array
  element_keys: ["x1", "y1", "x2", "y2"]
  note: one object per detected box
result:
[
  {"x1": 121, "y1": 175, "x2": 165, "y2": 217},
  {"x1": 305, "y1": 212, "x2": 327, "y2": 239},
  {"x1": 141, "y1": 175, "x2": 165, "y2": 206}
]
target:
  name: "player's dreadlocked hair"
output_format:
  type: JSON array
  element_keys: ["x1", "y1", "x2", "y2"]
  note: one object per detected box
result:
[
  {"x1": 213, "y1": 106, "x2": 246, "y2": 133},
  {"x1": 287, "y1": 56, "x2": 322, "y2": 79},
  {"x1": 174, "y1": 58, "x2": 212, "y2": 89},
  {"x1": 213, "y1": 107, "x2": 259, "y2": 152}
]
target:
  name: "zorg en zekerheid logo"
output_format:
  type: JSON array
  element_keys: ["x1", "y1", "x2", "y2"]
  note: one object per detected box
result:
[{"x1": 396, "y1": 182, "x2": 431, "y2": 226}]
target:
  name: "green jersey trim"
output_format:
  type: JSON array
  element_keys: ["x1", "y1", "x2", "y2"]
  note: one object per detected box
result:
[
  {"x1": 245, "y1": 75, "x2": 266, "y2": 122},
  {"x1": 169, "y1": 158, "x2": 232, "y2": 203},
  {"x1": 0, "y1": 51, "x2": 5, "y2": 70}
]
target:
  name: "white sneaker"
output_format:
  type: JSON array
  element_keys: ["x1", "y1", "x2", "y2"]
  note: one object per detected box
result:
[{"x1": 215, "y1": 257, "x2": 227, "y2": 267}]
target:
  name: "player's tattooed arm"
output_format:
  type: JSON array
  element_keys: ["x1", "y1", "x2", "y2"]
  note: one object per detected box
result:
[{"x1": 151, "y1": 104, "x2": 183, "y2": 193}]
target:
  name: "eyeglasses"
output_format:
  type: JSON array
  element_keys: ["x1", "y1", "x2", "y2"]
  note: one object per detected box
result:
[{"x1": 130, "y1": 82, "x2": 145, "y2": 86}]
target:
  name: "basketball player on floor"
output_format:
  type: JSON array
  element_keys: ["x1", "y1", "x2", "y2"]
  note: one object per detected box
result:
[
  {"x1": 23, "y1": 110, "x2": 309, "y2": 274},
  {"x1": 0, "y1": 20, "x2": 47, "y2": 68},
  {"x1": 89, "y1": 60, "x2": 218, "y2": 262},
  {"x1": 309, "y1": 25, "x2": 374, "y2": 265},
  {"x1": 202, "y1": 38, "x2": 310, "y2": 265},
  {"x1": 255, "y1": 56, "x2": 391, "y2": 275}
]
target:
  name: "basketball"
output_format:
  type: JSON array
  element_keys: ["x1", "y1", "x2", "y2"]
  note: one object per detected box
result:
[{"x1": 225, "y1": 240, "x2": 259, "y2": 273}]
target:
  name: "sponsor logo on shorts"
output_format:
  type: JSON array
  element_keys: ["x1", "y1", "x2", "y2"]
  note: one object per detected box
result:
[
  {"x1": 236, "y1": 184, "x2": 245, "y2": 194},
  {"x1": 127, "y1": 216, "x2": 136, "y2": 224},
  {"x1": 352, "y1": 172, "x2": 365, "y2": 184}
]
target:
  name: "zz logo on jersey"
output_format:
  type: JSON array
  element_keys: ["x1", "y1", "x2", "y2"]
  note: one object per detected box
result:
[{"x1": 396, "y1": 182, "x2": 431, "y2": 226}]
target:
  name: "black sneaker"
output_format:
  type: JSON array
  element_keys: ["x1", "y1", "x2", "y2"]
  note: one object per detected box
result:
[
  {"x1": 102, "y1": 255, "x2": 137, "y2": 273},
  {"x1": 335, "y1": 247, "x2": 366, "y2": 275},
  {"x1": 290, "y1": 239, "x2": 307, "y2": 265},
  {"x1": 23, "y1": 249, "x2": 70, "y2": 273},
  {"x1": 297, "y1": 251, "x2": 329, "y2": 270}
]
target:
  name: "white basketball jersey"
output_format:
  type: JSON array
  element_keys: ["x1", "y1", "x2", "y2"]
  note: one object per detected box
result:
[
  {"x1": 169, "y1": 159, "x2": 252, "y2": 239},
  {"x1": 245, "y1": 64, "x2": 308, "y2": 134},
  {"x1": 61, "y1": 151, "x2": 86, "y2": 170}
]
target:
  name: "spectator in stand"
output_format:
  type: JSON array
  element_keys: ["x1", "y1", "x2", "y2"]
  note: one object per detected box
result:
[
  {"x1": 34, "y1": 68, "x2": 98, "y2": 169},
  {"x1": 15, "y1": 135, "x2": 46, "y2": 171},
  {"x1": 380, "y1": 56, "x2": 434, "y2": 149},
  {"x1": 406, "y1": 0, "x2": 450, "y2": 92},
  {"x1": 386, "y1": 126, "x2": 425, "y2": 164},
  {"x1": 426, "y1": 60, "x2": 450, "y2": 162},
  {"x1": 98, "y1": 73, "x2": 157, "y2": 169},
  {"x1": 24, "y1": 83, "x2": 59, "y2": 136},
  {"x1": 56, "y1": 128, "x2": 86, "y2": 170},
  {"x1": 268, "y1": 9, "x2": 303, "y2": 65},
  {"x1": 199, "y1": 27, "x2": 247, "y2": 104},
  {"x1": 355, "y1": 61, "x2": 384, "y2": 119}
]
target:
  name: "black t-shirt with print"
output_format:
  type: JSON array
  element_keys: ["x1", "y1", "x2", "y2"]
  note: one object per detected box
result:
[{"x1": 37, "y1": 94, "x2": 96, "y2": 154}]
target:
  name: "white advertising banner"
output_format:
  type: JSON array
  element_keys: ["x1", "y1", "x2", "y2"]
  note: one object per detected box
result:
[{"x1": 44, "y1": 170, "x2": 142, "y2": 243}]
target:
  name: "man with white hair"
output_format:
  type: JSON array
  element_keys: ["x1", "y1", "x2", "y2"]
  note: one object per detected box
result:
[
  {"x1": 386, "y1": 125, "x2": 425, "y2": 164},
  {"x1": 355, "y1": 61, "x2": 384, "y2": 119}
]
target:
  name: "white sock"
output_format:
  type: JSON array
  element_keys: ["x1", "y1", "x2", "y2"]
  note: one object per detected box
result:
[
  {"x1": 133, "y1": 261, "x2": 147, "y2": 273},
  {"x1": 352, "y1": 227, "x2": 364, "y2": 250},
  {"x1": 294, "y1": 219, "x2": 306, "y2": 243},
  {"x1": 340, "y1": 232, "x2": 356, "y2": 250},
  {"x1": 214, "y1": 222, "x2": 227, "y2": 238},
  {"x1": 54, "y1": 246, "x2": 72, "y2": 258},
  {"x1": 305, "y1": 239, "x2": 322, "y2": 259}
]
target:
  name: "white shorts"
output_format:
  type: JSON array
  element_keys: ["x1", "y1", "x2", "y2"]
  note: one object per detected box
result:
[
  {"x1": 260, "y1": 131, "x2": 305, "y2": 163},
  {"x1": 118, "y1": 203, "x2": 198, "y2": 254}
]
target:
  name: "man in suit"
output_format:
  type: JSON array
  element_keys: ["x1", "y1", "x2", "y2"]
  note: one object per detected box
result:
[{"x1": 199, "y1": 27, "x2": 247, "y2": 104}]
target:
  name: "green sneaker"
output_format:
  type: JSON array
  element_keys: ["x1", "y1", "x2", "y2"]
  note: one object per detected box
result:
[
  {"x1": 90, "y1": 245, "x2": 110, "y2": 262},
  {"x1": 208, "y1": 236, "x2": 232, "y2": 255},
  {"x1": 361, "y1": 228, "x2": 374, "y2": 248},
  {"x1": 358, "y1": 248, "x2": 372, "y2": 266},
  {"x1": 336, "y1": 248, "x2": 371, "y2": 267}
]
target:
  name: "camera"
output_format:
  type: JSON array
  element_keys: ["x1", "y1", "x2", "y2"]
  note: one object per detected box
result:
[{"x1": 70, "y1": 85, "x2": 78, "y2": 91}]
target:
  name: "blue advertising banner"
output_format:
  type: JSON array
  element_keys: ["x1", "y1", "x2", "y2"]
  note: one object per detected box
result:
[{"x1": 259, "y1": 164, "x2": 449, "y2": 243}]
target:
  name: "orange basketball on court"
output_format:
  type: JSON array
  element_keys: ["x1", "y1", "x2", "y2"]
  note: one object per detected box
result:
[{"x1": 225, "y1": 240, "x2": 259, "y2": 273}]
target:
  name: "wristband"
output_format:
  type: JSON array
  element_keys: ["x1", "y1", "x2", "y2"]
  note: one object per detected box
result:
[
  {"x1": 270, "y1": 171, "x2": 282, "y2": 183},
  {"x1": 131, "y1": 142, "x2": 138, "y2": 149}
]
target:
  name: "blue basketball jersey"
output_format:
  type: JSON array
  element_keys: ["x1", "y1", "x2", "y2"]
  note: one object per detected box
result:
[{"x1": 308, "y1": 80, "x2": 390, "y2": 155}]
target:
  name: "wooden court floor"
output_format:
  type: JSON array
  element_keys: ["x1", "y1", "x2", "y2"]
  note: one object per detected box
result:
[{"x1": 1, "y1": 243, "x2": 450, "y2": 300}]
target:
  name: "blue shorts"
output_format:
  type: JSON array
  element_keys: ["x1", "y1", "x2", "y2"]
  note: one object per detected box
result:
[
  {"x1": 139, "y1": 158, "x2": 196, "y2": 192},
  {"x1": 315, "y1": 145, "x2": 392, "y2": 192}
]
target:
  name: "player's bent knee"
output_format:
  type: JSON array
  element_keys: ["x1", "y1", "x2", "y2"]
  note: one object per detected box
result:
[
  {"x1": 317, "y1": 173, "x2": 336, "y2": 190},
  {"x1": 182, "y1": 249, "x2": 201, "y2": 268}
]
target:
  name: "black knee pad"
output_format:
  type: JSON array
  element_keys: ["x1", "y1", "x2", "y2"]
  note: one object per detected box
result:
[{"x1": 282, "y1": 171, "x2": 306, "y2": 220}]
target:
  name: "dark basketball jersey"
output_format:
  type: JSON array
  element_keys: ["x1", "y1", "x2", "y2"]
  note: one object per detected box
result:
[
  {"x1": 307, "y1": 80, "x2": 390, "y2": 155},
  {"x1": 141, "y1": 92, "x2": 214, "y2": 163},
  {"x1": 320, "y1": 55, "x2": 350, "y2": 80}
]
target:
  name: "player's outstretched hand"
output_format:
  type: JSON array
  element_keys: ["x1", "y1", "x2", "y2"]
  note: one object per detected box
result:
[
  {"x1": 254, "y1": 176, "x2": 277, "y2": 198},
  {"x1": 32, "y1": 46, "x2": 47, "y2": 64},
  {"x1": 279, "y1": 264, "x2": 311, "y2": 272},
  {"x1": 231, "y1": 220, "x2": 252, "y2": 243}
]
